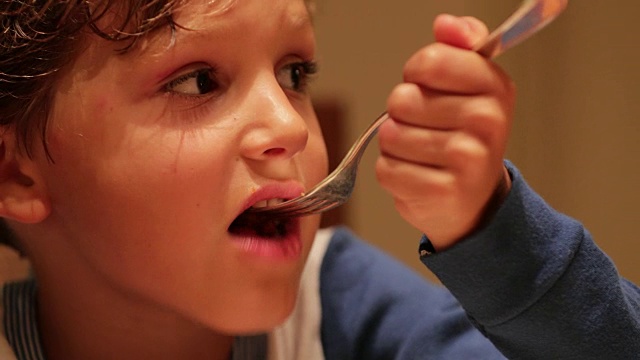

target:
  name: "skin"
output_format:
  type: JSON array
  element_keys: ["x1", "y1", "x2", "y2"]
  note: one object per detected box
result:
[
  {"x1": 377, "y1": 14, "x2": 514, "y2": 249},
  {"x1": 0, "y1": 3, "x2": 514, "y2": 360},
  {"x1": 2, "y1": 0, "x2": 327, "y2": 359}
]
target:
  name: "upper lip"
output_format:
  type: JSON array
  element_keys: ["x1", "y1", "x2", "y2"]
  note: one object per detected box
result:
[{"x1": 234, "y1": 181, "x2": 305, "y2": 218}]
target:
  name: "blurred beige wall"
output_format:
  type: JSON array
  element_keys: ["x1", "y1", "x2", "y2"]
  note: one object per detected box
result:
[{"x1": 312, "y1": 0, "x2": 640, "y2": 284}]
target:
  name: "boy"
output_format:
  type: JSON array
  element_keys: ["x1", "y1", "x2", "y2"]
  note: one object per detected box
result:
[{"x1": 1, "y1": 0, "x2": 638, "y2": 359}]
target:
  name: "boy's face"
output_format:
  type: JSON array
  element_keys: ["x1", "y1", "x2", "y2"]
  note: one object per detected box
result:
[{"x1": 29, "y1": 0, "x2": 327, "y2": 332}]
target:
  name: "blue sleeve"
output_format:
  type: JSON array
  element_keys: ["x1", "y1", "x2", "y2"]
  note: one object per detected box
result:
[
  {"x1": 319, "y1": 227, "x2": 505, "y2": 359},
  {"x1": 422, "y1": 161, "x2": 640, "y2": 359}
]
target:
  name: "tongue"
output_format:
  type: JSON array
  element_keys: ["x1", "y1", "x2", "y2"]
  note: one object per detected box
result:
[{"x1": 229, "y1": 212, "x2": 287, "y2": 238}]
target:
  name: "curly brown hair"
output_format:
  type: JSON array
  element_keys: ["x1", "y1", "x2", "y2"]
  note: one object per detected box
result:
[
  {"x1": 1, "y1": 0, "x2": 183, "y2": 157},
  {"x1": 0, "y1": 0, "x2": 315, "y2": 249},
  {"x1": 0, "y1": 0, "x2": 185, "y2": 247}
]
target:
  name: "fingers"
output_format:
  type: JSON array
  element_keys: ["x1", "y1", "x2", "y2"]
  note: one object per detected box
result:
[
  {"x1": 385, "y1": 83, "x2": 511, "y2": 129},
  {"x1": 404, "y1": 14, "x2": 505, "y2": 94},
  {"x1": 433, "y1": 14, "x2": 489, "y2": 50},
  {"x1": 375, "y1": 155, "x2": 457, "y2": 201},
  {"x1": 378, "y1": 121, "x2": 452, "y2": 168},
  {"x1": 379, "y1": 105, "x2": 505, "y2": 165},
  {"x1": 374, "y1": 14, "x2": 515, "y2": 245},
  {"x1": 402, "y1": 44, "x2": 510, "y2": 94}
]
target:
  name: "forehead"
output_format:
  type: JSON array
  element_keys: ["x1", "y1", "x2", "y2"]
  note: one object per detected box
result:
[
  {"x1": 174, "y1": 0, "x2": 311, "y2": 28},
  {"x1": 131, "y1": 0, "x2": 313, "y2": 55}
]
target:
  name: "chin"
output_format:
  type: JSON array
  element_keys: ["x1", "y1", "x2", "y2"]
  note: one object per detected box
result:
[
  {"x1": 196, "y1": 217, "x2": 321, "y2": 334},
  {"x1": 206, "y1": 284, "x2": 300, "y2": 335}
]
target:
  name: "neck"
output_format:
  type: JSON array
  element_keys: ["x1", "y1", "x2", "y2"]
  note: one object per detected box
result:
[{"x1": 33, "y1": 265, "x2": 234, "y2": 360}]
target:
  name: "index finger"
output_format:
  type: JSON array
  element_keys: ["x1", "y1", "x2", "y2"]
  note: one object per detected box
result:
[
  {"x1": 403, "y1": 43, "x2": 500, "y2": 94},
  {"x1": 433, "y1": 14, "x2": 489, "y2": 49}
]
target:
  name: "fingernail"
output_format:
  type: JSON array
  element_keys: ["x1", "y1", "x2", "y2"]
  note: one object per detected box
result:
[{"x1": 459, "y1": 17, "x2": 474, "y2": 36}]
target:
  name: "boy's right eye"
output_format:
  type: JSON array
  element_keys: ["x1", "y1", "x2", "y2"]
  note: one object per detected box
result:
[{"x1": 164, "y1": 67, "x2": 218, "y2": 96}]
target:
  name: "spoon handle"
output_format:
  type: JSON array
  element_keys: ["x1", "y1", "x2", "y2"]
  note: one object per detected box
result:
[{"x1": 475, "y1": 0, "x2": 569, "y2": 58}]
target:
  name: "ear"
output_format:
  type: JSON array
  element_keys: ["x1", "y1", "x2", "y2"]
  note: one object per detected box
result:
[{"x1": 0, "y1": 131, "x2": 51, "y2": 224}]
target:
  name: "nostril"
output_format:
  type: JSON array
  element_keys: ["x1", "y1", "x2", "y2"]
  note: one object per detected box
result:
[
  {"x1": 264, "y1": 148, "x2": 286, "y2": 156},
  {"x1": 239, "y1": 111, "x2": 309, "y2": 161}
]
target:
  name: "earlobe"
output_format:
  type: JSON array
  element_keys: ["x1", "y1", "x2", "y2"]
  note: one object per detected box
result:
[{"x1": 0, "y1": 134, "x2": 51, "y2": 224}]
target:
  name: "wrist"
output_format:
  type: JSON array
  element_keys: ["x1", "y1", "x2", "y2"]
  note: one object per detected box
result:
[{"x1": 430, "y1": 166, "x2": 512, "y2": 253}]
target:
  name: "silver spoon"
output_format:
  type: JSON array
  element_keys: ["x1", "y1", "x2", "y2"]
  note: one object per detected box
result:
[{"x1": 249, "y1": 0, "x2": 569, "y2": 218}]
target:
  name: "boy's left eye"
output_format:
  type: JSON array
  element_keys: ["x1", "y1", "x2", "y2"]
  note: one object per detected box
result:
[
  {"x1": 277, "y1": 61, "x2": 317, "y2": 92},
  {"x1": 164, "y1": 68, "x2": 218, "y2": 95}
]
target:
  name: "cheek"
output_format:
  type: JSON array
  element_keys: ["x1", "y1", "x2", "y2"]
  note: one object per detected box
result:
[
  {"x1": 44, "y1": 95, "x2": 237, "y2": 251},
  {"x1": 49, "y1": 134, "x2": 233, "y2": 225},
  {"x1": 40, "y1": 127, "x2": 242, "y2": 301},
  {"x1": 304, "y1": 120, "x2": 330, "y2": 185}
]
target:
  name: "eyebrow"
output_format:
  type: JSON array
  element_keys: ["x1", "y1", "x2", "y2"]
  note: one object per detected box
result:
[
  {"x1": 127, "y1": 0, "x2": 314, "y2": 61},
  {"x1": 289, "y1": 12, "x2": 313, "y2": 31},
  {"x1": 119, "y1": 0, "x2": 239, "y2": 53}
]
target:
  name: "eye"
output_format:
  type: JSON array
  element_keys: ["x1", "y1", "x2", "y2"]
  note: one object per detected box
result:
[
  {"x1": 164, "y1": 68, "x2": 218, "y2": 96},
  {"x1": 277, "y1": 61, "x2": 317, "y2": 93}
]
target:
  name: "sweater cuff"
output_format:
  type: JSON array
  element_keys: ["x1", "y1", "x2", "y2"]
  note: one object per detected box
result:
[{"x1": 420, "y1": 160, "x2": 585, "y2": 326}]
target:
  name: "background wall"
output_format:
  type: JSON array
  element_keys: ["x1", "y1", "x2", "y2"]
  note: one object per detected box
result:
[{"x1": 312, "y1": 0, "x2": 640, "y2": 283}]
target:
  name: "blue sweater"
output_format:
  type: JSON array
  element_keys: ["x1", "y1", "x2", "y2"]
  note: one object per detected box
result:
[
  {"x1": 319, "y1": 162, "x2": 640, "y2": 359},
  {"x1": 3, "y1": 162, "x2": 639, "y2": 359}
]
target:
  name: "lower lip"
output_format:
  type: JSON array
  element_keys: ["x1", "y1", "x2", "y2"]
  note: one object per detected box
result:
[{"x1": 230, "y1": 222, "x2": 302, "y2": 260}]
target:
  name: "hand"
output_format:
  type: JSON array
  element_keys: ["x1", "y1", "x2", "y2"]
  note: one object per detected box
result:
[{"x1": 376, "y1": 14, "x2": 515, "y2": 250}]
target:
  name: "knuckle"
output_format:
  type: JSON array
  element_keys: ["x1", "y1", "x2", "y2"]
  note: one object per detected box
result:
[
  {"x1": 404, "y1": 44, "x2": 448, "y2": 82},
  {"x1": 460, "y1": 99, "x2": 509, "y2": 134},
  {"x1": 387, "y1": 83, "x2": 419, "y2": 118},
  {"x1": 445, "y1": 135, "x2": 486, "y2": 164},
  {"x1": 374, "y1": 157, "x2": 393, "y2": 186},
  {"x1": 376, "y1": 126, "x2": 395, "y2": 148},
  {"x1": 466, "y1": 102, "x2": 502, "y2": 126},
  {"x1": 377, "y1": 124, "x2": 401, "y2": 153},
  {"x1": 505, "y1": 77, "x2": 517, "y2": 98}
]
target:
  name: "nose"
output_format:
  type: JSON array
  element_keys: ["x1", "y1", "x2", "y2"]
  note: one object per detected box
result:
[{"x1": 239, "y1": 80, "x2": 309, "y2": 162}]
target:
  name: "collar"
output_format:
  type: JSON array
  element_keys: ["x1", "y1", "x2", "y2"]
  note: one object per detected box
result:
[
  {"x1": 3, "y1": 278, "x2": 45, "y2": 360},
  {"x1": 2, "y1": 278, "x2": 268, "y2": 360}
]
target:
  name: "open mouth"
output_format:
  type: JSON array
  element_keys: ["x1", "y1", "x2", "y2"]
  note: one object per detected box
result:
[{"x1": 229, "y1": 198, "x2": 292, "y2": 238}]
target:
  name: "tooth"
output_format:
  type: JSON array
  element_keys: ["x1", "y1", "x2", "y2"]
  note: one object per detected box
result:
[
  {"x1": 267, "y1": 198, "x2": 284, "y2": 207},
  {"x1": 251, "y1": 200, "x2": 267, "y2": 209}
]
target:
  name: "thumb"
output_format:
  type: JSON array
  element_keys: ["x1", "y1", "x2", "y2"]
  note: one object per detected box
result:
[{"x1": 433, "y1": 14, "x2": 489, "y2": 50}]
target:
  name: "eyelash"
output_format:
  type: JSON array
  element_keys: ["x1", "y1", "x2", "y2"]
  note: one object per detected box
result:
[
  {"x1": 163, "y1": 60, "x2": 318, "y2": 95},
  {"x1": 159, "y1": 59, "x2": 318, "y2": 123},
  {"x1": 163, "y1": 67, "x2": 219, "y2": 97},
  {"x1": 283, "y1": 60, "x2": 318, "y2": 93}
]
